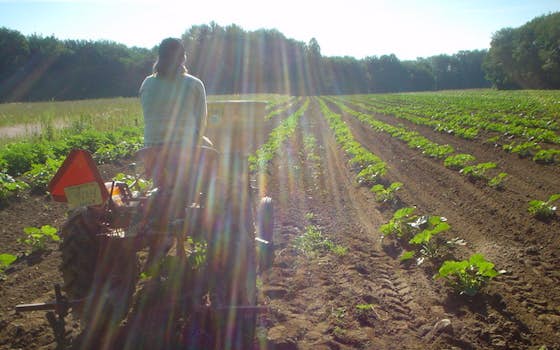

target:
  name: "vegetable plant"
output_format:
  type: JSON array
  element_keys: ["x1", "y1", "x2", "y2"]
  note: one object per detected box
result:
[
  {"x1": 0, "y1": 172, "x2": 28, "y2": 204},
  {"x1": 113, "y1": 172, "x2": 153, "y2": 194},
  {"x1": 444, "y1": 154, "x2": 476, "y2": 170},
  {"x1": 371, "y1": 182, "x2": 402, "y2": 204},
  {"x1": 435, "y1": 253, "x2": 499, "y2": 296},
  {"x1": 460, "y1": 162, "x2": 496, "y2": 181},
  {"x1": 528, "y1": 194, "x2": 560, "y2": 220},
  {"x1": 23, "y1": 157, "x2": 63, "y2": 193},
  {"x1": 533, "y1": 149, "x2": 560, "y2": 164},
  {"x1": 399, "y1": 216, "x2": 465, "y2": 265},
  {"x1": 380, "y1": 207, "x2": 417, "y2": 240},
  {"x1": 488, "y1": 172, "x2": 508, "y2": 190},
  {"x1": 0, "y1": 253, "x2": 17, "y2": 280},
  {"x1": 18, "y1": 225, "x2": 60, "y2": 253},
  {"x1": 402, "y1": 216, "x2": 451, "y2": 264}
]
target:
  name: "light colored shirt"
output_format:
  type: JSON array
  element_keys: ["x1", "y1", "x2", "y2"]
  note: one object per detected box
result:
[{"x1": 140, "y1": 73, "x2": 207, "y2": 147}]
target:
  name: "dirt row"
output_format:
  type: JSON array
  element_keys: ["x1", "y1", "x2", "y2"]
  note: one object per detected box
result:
[
  {"x1": 319, "y1": 98, "x2": 560, "y2": 347},
  {"x1": 255, "y1": 97, "x2": 559, "y2": 349}
]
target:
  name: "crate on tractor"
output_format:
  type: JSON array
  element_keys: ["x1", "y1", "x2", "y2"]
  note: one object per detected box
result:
[{"x1": 15, "y1": 101, "x2": 275, "y2": 349}]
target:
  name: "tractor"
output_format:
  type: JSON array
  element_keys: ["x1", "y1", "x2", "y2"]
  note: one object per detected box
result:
[{"x1": 16, "y1": 101, "x2": 275, "y2": 349}]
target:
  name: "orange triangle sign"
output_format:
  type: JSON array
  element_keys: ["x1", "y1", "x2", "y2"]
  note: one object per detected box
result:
[{"x1": 48, "y1": 149, "x2": 108, "y2": 204}]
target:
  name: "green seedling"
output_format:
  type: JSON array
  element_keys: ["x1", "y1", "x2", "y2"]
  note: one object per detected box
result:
[
  {"x1": 528, "y1": 194, "x2": 560, "y2": 220},
  {"x1": 533, "y1": 149, "x2": 560, "y2": 164},
  {"x1": 18, "y1": 225, "x2": 59, "y2": 253},
  {"x1": 0, "y1": 172, "x2": 29, "y2": 203},
  {"x1": 114, "y1": 172, "x2": 153, "y2": 194},
  {"x1": 371, "y1": 182, "x2": 403, "y2": 203},
  {"x1": 503, "y1": 141, "x2": 541, "y2": 158},
  {"x1": 488, "y1": 172, "x2": 508, "y2": 190},
  {"x1": 0, "y1": 253, "x2": 17, "y2": 280},
  {"x1": 460, "y1": 162, "x2": 496, "y2": 181},
  {"x1": 435, "y1": 253, "x2": 499, "y2": 296},
  {"x1": 444, "y1": 153, "x2": 476, "y2": 170},
  {"x1": 400, "y1": 216, "x2": 463, "y2": 265},
  {"x1": 380, "y1": 207, "x2": 417, "y2": 240}
]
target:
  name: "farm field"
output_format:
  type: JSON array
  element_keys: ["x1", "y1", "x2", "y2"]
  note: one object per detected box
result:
[{"x1": 0, "y1": 90, "x2": 559, "y2": 349}]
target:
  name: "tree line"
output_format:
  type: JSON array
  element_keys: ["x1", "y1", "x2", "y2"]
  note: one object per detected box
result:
[
  {"x1": 0, "y1": 12, "x2": 557, "y2": 102},
  {"x1": 484, "y1": 12, "x2": 560, "y2": 89}
]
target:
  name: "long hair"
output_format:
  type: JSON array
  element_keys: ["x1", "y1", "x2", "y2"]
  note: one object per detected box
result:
[{"x1": 153, "y1": 38, "x2": 188, "y2": 79}]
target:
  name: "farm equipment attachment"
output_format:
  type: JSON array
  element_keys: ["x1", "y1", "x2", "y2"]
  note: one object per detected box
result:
[{"x1": 15, "y1": 101, "x2": 275, "y2": 349}]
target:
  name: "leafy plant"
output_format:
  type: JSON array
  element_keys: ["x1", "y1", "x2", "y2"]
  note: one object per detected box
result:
[
  {"x1": 355, "y1": 303, "x2": 377, "y2": 323},
  {"x1": 355, "y1": 163, "x2": 386, "y2": 185},
  {"x1": 113, "y1": 172, "x2": 153, "y2": 194},
  {"x1": 533, "y1": 149, "x2": 560, "y2": 164},
  {"x1": 435, "y1": 253, "x2": 499, "y2": 296},
  {"x1": 488, "y1": 172, "x2": 508, "y2": 190},
  {"x1": 23, "y1": 157, "x2": 63, "y2": 193},
  {"x1": 460, "y1": 162, "x2": 496, "y2": 181},
  {"x1": 407, "y1": 216, "x2": 450, "y2": 262},
  {"x1": 94, "y1": 140, "x2": 143, "y2": 164},
  {"x1": 0, "y1": 172, "x2": 29, "y2": 204},
  {"x1": 528, "y1": 194, "x2": 560, "y2": 220},
  {"x1": 399, "y1": 216, "x2": 464, "y2": 265},
  {"x1": 444, "y1": 154, "x2": 476, "y2": 170},
  {"x1": 503, "y1": 141, "x2": 541, "y2": 158},
  {"x1": 18, "y1": 225, "x2": 60, "y2": 253},
  {"x1": 371, "y1": 182, "x2": 402, "y2": 203},
  {"x1": 380, "y1": 207, "x2": 417, "y2": 240},
  {"x1": 0, "y1": 253, "x2": 17, "y2": 280}
]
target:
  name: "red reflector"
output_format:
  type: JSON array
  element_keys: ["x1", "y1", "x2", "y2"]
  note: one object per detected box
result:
[{"x1": 48, "y1": 149, "x2": 108, "y2": 203}]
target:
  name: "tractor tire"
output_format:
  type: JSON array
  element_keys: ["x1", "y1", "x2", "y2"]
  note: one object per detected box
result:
[
  {"x1": 59, "y1": 207, "x2": 138, "y2": 329},
  {"x1": 59, "y1": 208, "x2": 100, "y2": 303},
  {"x1": 256, "y1": 196, "x2": 274, "y2": 271}
]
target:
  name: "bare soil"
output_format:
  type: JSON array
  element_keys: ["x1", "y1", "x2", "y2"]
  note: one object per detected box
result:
[{"x1": 1, "y1": 98, "x2": 560, "y2": 349}]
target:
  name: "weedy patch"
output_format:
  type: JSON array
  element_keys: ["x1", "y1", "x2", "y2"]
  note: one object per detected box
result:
[{"x1": 293, "y1": 225, "x2": 347, "y2": 257}]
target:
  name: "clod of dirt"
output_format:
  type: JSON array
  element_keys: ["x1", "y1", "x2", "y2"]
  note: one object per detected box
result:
[{"x1": 424, "y1": 318, "x2": 453, "y2": 340}]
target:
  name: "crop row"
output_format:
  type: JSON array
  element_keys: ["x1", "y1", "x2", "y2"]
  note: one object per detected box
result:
[
  {"x1": 315, "y1": 97, "x2": 500, "y2": 296},
  {"x1": 317, "y1": 98, "x2": 387, "y2": 186},
  {"x1": 347, "y1": 90, "x2": 560, "y2": 131},
  {"x1": 325, "y1": 98, "x2": 507, "y2": 187},
  {"x1": 337, "y1": 94, "x2": 560, "y2": 164},
  {"x1": 249, "y1": 99, "x2": 309, "y2": 173},
  {"x1": 0, "y1": 124, "x2": 144, "y2": 202},
  {"x1": 264, "y1": 97, "x2": 299, "y2": 120}
]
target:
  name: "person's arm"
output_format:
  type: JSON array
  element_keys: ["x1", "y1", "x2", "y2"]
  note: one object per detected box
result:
[{"x1": 195, "y1": 80, "x2": 207, "y2": 141}]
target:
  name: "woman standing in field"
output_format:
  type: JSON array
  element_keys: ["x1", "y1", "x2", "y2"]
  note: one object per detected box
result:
[{"x1": 139, "y1": 37, "x2": 208, "y2": 186}]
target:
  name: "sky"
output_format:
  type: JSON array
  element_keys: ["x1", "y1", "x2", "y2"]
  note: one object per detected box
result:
[{"x1": 0, "y1": 0, "x2": 558, "y2": 60}]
